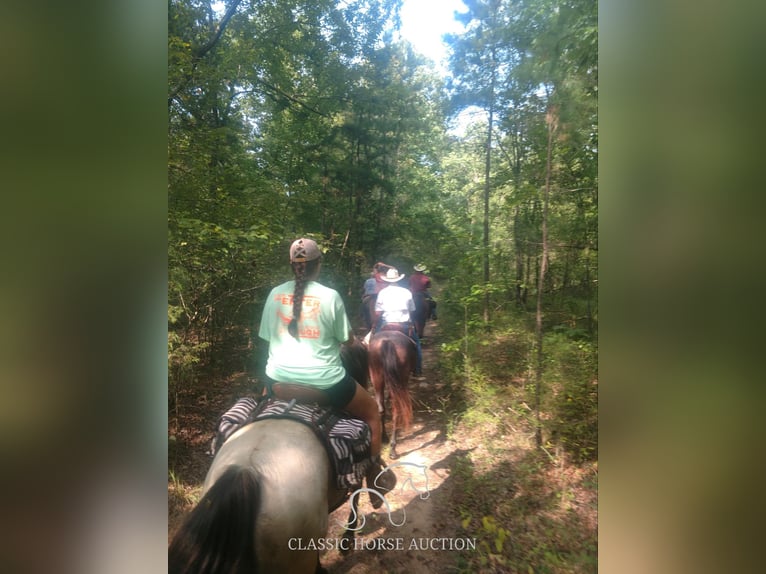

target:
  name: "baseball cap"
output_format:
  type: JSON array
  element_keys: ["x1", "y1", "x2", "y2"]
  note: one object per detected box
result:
[{"x1": 289, "y1": 238, "x2": 321, "y2": 263}]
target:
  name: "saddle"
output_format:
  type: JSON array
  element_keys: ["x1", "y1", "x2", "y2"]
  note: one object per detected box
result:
[
  {"x1": 270, "y1": 382, "x2": 331, "y2": 405},
  {"x1": 209, "y1": 395, "x2": 373, "y2": 491}
]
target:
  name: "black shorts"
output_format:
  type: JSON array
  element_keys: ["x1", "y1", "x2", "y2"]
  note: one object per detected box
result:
[{"x1": 323, "y1": 372, "x2": 359, "y2": 409}]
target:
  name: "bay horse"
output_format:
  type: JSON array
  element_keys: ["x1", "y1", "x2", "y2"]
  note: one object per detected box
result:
[{"x1": 367, "y1": 330, "x2": 415, "y2": 459}]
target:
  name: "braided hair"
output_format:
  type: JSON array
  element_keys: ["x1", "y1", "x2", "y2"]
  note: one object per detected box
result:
[{"x1": 287, "y1": 258, "x2": 320, "y2": 340}]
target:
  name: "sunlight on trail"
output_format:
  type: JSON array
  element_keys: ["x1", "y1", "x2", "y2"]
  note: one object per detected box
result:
[{"x1": 397, "y1": 448, "x2": 448, "y2": 492}]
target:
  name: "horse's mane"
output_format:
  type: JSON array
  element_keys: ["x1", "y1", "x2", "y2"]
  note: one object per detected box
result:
[{"x1": 168, "y1": 466, "x2": 259, "y2": 574}]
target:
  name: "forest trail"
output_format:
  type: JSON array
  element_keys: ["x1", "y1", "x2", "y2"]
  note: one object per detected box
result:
[
  {"x1": 169, "y1": 317, "x2": 469, "y2": 572},
  {"x1": 320, "y1": 319, "x2": 465, "y2": 573}
]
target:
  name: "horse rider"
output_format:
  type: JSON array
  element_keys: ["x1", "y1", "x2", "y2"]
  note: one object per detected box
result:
[
  {"x1": 258, "y1": 238, "x2": 395, "y2": 498},
  {"x1": 361, "y1": 261, "x2": 393, "y2": 331},
  {"x1": 373, "y1": 267, "x2": 424, "y2": 379},
  {"x1": 408, "y1": 263, "x2": 435, "y2": 337}
]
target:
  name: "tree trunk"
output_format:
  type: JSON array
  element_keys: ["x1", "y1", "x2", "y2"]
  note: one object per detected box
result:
[
  {"x1": 585, "y1": 247, "x2": 593, "y2": 335},
  {"x1": 482, "y1": 48, "x2": 496, "y2": 328},
  {"x1": 514, "y1": 206, "x2": 524, "y2": 306},
  {"x1": 535, "y1": 106, "x2": 557, "y2": 448},
  {"x1": 524, "y1": 252, "x2": 531, "y2": 306}
]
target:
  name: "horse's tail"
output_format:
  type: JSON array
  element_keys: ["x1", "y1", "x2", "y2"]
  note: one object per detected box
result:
[
  {"x1": 380, "y1": 339, "x2": 413, "y2": 429},
  {"x1": 169, "y1": 466, "x2": 260, "y2": 574}
]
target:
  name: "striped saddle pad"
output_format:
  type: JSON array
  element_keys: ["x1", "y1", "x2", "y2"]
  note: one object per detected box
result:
[{"x1": 210, "y1": 396, "x2": 372, "y2": 491}]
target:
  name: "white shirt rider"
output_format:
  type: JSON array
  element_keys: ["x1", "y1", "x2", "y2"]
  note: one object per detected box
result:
[{"x1": 374, "y1": 268, "x2": 415, "y2": 326}]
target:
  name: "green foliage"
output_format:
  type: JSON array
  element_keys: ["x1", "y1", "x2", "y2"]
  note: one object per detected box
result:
[
  {"x1": 168, "y1": 469, "x2": 202, "y2": 512},
  {"x1": 444, "y1": 0, "x2": 598, "y2": 322},
  {"x1": 442, "y1": 317, "x2": 597, "y2": 573},
  {"x1": 459, "y1": 359, "x2": 503, "y2": 429},
  {"x1": 441, "y1": 294, "x2": 597, "y2": 464},
  {"x1": 168, "y1": 0, "x2": 454, "y2": 393},
  {"x1": 457, "y1": 513, "x2": 512, "y2": 569},
  {"x1": 435, "y1": 273, "x2": 597, "y2": 568},
  {"x1": 543, "y1": 331, "x2": 598, "y2": 462},
  {"x1": 481, "y1": 515, "x2": 510, "y2": 554}
]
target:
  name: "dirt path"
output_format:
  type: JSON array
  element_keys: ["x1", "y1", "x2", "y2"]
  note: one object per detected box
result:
[{"x1": 320, "y1": 320, "x2": 466, "y2": 573}]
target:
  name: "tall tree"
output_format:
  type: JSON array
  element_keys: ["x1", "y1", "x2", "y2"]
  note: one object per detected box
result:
[
  {"x1": 443, "y1": 0, "x2": 597, "y2": 450},
  {"x1": 447, "y1": 0, "x2": 512, "y2": 326},
  {"x1": 535, "y1": 105, "x2": 557, "y2": 446}
]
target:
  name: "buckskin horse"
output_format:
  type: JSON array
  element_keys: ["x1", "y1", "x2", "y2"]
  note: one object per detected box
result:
[
  {"x1": 169, "y1": 339, "x2": 376, "y2": 574},
  {"x1": 169, "y1": 418, "x2": 361, "y2": 574},
  {"x1": 367, "y1": 330, "x2": 415, "y2": 459}
]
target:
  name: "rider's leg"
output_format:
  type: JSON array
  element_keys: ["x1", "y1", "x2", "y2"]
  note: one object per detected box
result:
[
  {"x1": 342, "y1": 380, "x2": 396, "y2": 504},
  {"x1": 324, "y1": 373, "x2": 382, "y2": 457},
  {"x1": 361, "y1": 298, "x2": 372, "y2": 331},
  {"x1": 411, "y1": 326, "x2": 423, "y2": 375},
  {"x1": 343, "y1": 381, "x2": 383, "y2": 457}
]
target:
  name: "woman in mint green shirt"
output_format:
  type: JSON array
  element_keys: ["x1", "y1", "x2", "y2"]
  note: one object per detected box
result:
[{"x1": 258, "y1": 238, "x2": 393, "y2": 495}]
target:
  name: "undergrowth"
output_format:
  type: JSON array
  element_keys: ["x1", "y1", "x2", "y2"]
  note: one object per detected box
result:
[
  {"x1": 439, "y1": 313, "x2": 598, "y2": 573},
  {"x1": 167, "y1": 470, "x2": 202, "y2": 540}
]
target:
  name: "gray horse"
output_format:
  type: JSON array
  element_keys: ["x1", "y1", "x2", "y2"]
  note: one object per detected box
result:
[{"x1": 169, "y1": 418, "x2": 357, "y2": 574}]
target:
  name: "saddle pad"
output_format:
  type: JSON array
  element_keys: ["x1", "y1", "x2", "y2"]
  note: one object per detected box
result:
[
  {"x1": 254, "y1": 399, "x2": 372, "y2": 490},
  {"x1": 208, "y1": 396, "x2": 259, "y2": 456},
  {"x1": 210, "y1": 397, "x2": 372, "y2": 490}
]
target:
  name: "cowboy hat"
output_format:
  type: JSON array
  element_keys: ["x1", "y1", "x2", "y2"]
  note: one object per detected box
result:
[
  {"x1": 413, "y1": 263, "x2": 427, "y2": 272},
  {"x1": 381, "y1": 267, "x2": 405, "y2": 282}
]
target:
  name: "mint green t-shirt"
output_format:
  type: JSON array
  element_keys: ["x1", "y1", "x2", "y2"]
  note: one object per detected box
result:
[{"x1": 258, "y1": 280, "x2": 351, "y2": 388}]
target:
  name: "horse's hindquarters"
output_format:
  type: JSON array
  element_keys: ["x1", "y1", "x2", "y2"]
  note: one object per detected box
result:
[
  {"x1": 208, "y1": 419, "x2": 335, "y2": 573},
  {"x1": 368, "y1": 331, "x2": 415, "y2": 458}
]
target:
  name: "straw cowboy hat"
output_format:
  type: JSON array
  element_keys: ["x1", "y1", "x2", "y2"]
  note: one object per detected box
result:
[
  {"x1": 381, "y1": 267, "x2": 406, "y2": 282},
  {"x1": 413, "y1": 263, "x2": 427, "y2": 272}
]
